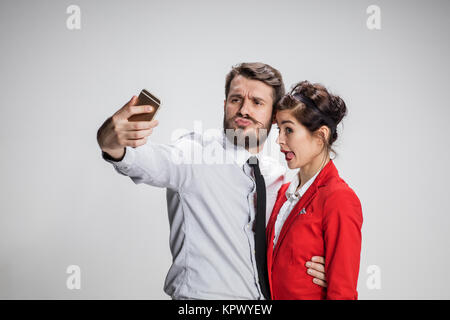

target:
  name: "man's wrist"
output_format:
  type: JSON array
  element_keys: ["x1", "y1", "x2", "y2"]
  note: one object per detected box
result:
[{"x1": 102, "y1": 148, "x2": 126, "y2": 162}]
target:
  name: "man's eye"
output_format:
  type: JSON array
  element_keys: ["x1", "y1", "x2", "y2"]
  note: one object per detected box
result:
[{"x1": 231, "y1": 98, "x2": 240, "y2": 103}]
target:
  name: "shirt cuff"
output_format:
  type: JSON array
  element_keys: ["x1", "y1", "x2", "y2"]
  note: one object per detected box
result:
[{"x1": 101, "y1": 146, "x2": 136, "y2": 171}]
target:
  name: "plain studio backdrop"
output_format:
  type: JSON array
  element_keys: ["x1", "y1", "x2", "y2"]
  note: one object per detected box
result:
[{"x1": 0, "y1": 0, "x2": 449, "y2": 299}]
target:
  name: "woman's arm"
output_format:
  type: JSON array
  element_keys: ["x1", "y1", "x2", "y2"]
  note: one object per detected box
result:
[{"x1": 322, "y1": 188, "x2": 363, "y2": 300}]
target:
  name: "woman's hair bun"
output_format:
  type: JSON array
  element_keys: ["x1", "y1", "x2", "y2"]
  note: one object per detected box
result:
[
  {"x1": 328, "y1": 94, "x2": 347, "y2": 126},
  {"x1": 277, "y1": 80, "x2": 348, "y2": 147},
  {"x1": 292, "y1": 80, "x2": 316, "y2": 98},
  {"x1": 291, "y1": 81, "x2": 347, "y2": 130}
]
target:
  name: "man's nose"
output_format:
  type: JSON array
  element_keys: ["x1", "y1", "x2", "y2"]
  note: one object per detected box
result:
[{"x1": 239, "y1": 98, "x2": 251, "y2": 116}]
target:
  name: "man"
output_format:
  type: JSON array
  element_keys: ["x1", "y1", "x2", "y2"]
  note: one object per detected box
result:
[{"x1": 97, "y1": 62, "x2": 327, "y2": 299}]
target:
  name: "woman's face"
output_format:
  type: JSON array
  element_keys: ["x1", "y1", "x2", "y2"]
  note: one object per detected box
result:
[{"x1": 275, "y1": 110, "x2": 324, "y2": 169}]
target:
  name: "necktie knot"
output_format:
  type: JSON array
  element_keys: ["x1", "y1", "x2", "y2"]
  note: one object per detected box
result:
[{"x1": 247, "y1": 156, "x2": 259, "y2": 167}]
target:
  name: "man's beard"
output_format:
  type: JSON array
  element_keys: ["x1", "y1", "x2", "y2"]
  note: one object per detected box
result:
[{"x1": 223, "y1": 113, "x2": 272, "y2": 150}]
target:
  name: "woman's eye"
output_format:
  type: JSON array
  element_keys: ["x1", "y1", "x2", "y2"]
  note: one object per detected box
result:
[{"x1": 285, "y1": 127, "x2": 293, "y2": 134}]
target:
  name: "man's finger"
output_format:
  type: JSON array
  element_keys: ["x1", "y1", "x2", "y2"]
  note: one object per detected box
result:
[
  {"x1": 117, "y1": 93, "x2": 155, "y2": 118},
  {"x1": 123, "y1": 137, "x2": 148, "y2": 148},
  {"x1": 122, "y1": 104, "x2": 155, "y2": 118},
  {"x1": 122, "y1": 95, "x2": 139, "y2": 111},
  {"x1": 123, "y1": 119, "x2": 159, "y2": 131},
  {"x1": 306, "y1": 261, "x2": 324, "y2": 273},
  {"x1": 129, "y1": 95, "x2": 139, "y2": 106},
  {"x1": 123, "y1": 129, "x2": 153, "y2": 140},
  {"x1": 311, "y1": 256, "x2": 325, "y2": 264},
  {"x1": 114, "y1": 96, "x2": 138, "y2": 118},
  {"x1": 313, "y1": 278, "x2": 328, "y2": 288},
  {"x1": 307, "y1": 268, "x2": 326, "y2": 281}
]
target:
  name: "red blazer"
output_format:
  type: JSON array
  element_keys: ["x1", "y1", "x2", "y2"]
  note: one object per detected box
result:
[{"x1": 266, "y1": 160, "x2": 363, "y2": 300}]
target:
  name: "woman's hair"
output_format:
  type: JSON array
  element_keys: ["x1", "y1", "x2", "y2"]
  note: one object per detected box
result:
[{"x1": 276, "y1": 80, "x2": 347, "y2": 156}]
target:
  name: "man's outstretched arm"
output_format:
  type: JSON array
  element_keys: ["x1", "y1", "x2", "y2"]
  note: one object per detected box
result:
[{"x1": 97, "y1": 95, "x2": 191, "y2": 190}]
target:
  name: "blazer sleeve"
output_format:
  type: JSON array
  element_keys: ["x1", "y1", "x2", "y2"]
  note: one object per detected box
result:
[{"x1": 322, "y1": 188, "x2": 363, "y2": 300}]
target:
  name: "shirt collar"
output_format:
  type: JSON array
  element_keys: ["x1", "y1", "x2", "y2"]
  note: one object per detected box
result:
[
  {"x1": 221, "y1": 131, "x2": 261, "y2": 168},
  {"x1": 286, "y1": 170, "x2": 321, "y2": 199}
]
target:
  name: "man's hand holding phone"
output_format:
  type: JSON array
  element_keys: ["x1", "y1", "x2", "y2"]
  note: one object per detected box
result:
[{"x1": 97, "y1": 90, "x2": 160, "y2": 161}]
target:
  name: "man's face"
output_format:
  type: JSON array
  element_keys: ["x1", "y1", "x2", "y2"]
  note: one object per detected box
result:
[{"x1": 223, "y1": 75, "x2": 274, "y2": 149}]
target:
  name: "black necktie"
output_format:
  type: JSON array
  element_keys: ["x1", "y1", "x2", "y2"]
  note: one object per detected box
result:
[{"x1": 247, "y1": 156, "x2": 270, "y2": 299}]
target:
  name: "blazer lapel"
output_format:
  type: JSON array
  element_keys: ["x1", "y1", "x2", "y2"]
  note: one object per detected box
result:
[
  {"x1": 266, "y1": 185, "x2": 289, "y2": 277},
  {"x1": 271, "y1": 160, "x2": 339, "y2": 265},
  {"x1": 272, "y1": 184, "x2": 319, "y2": 264}
]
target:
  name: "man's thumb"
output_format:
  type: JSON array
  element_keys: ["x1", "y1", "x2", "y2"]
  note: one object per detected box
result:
[{"x1": 129, "y1": 95, "x2": 138, "y2": 106}]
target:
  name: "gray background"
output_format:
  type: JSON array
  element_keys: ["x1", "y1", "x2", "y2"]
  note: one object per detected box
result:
[{"x1": 0, "y1": 0, "x2": 449, "y2": 299}]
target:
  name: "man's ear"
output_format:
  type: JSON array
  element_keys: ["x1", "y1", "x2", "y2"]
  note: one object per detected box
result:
[{"x1": 224, "y1": 99, "x2": 226, "y2": 112}]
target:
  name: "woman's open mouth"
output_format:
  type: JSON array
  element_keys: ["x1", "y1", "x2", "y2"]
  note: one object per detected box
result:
[{"x1": 281, "y1": 150, "x2": 295, "y2": 162}]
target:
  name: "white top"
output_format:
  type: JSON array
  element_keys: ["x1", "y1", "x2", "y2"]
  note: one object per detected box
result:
[
  {"x1": 273, "y1": 170, "x2": 321, "y2": 248},
  {"x1": 103, "y1": 131, "x2": 286, "y2": 299}
]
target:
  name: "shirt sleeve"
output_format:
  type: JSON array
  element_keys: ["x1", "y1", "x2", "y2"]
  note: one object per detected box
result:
[
  {"x1": 322, "y1": 188, "x2": 363, "y2": 300},
  {"x1": 101, "y1": 135, "x2": 195, "y2": 191}
]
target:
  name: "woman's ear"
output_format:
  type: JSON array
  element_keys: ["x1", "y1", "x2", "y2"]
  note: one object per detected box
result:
[{"x1": 315, "y1": 125, "x2": 330, "y2": 147}]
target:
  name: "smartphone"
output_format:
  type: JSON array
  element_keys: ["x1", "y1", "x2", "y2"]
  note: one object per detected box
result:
[{"x1": 128, "y1": 89, "x2": 161, "y2": 122}]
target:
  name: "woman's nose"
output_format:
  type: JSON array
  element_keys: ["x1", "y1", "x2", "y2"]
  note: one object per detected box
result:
[{"x1": 276, "y1": 132, "x2": 284, "y2": 145}]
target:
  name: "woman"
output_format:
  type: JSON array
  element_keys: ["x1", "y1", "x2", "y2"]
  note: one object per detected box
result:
[{"x1": 266, "y1": 81, "x2": 363, "y2": 300}]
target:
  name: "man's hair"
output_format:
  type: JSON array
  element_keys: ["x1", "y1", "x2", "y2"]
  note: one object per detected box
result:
[{"x1": 225, "y1": 62, "x2": 285, "y2": 112}]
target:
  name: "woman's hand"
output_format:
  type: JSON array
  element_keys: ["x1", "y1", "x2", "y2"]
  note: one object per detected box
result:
[{"x1": 306, "y1": 256, "x2": 327, "y2": 287}]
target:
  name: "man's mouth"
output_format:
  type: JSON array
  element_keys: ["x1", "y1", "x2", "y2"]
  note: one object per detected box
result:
[
  {"x1": 234, "y1": 117, "x2": 253, "y2": 127},
  {"x1": 281, "y1": 149, "x2": 295, "y2": 161}
]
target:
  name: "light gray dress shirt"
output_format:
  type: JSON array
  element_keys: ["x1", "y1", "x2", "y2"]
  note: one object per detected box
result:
[{"x1": 102, "y1": 131, "x2": 285, "y2": 299}]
